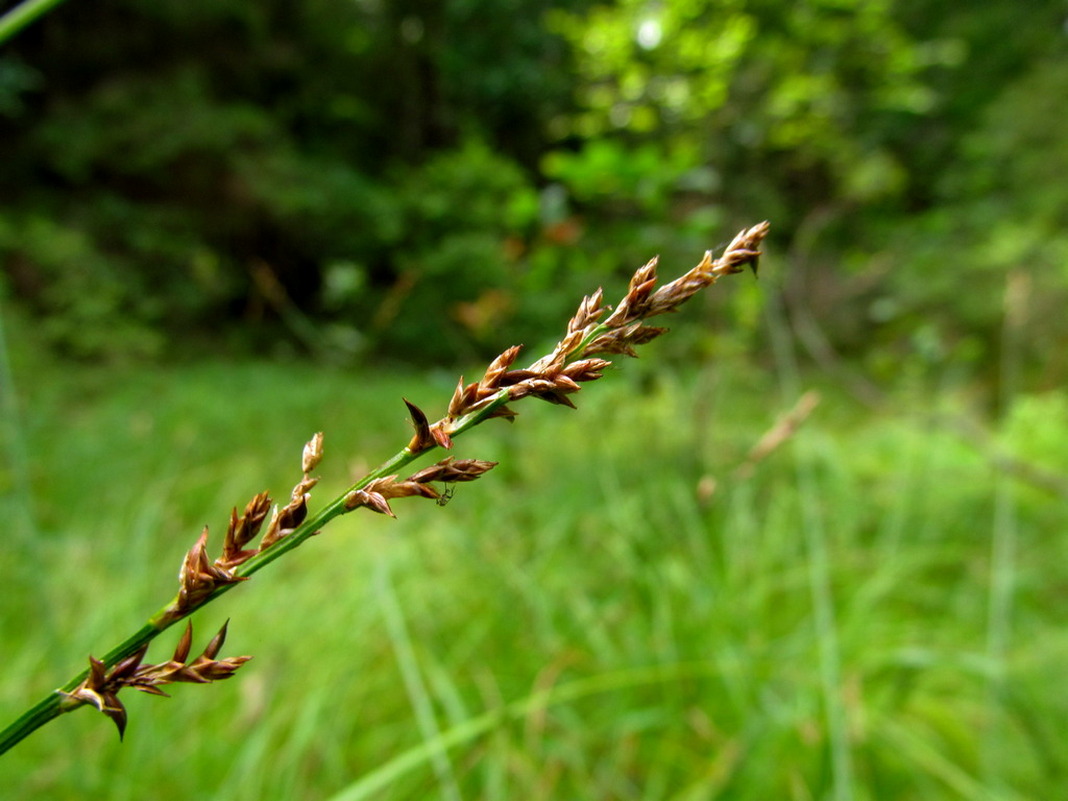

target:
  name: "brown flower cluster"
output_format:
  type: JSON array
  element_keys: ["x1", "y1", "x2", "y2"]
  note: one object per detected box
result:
[
  {"x1": 163, "y1": 432, "x2": 325, "y2": 622},
  {"x1": 59, "y1": 621, "x2": 250, "y2": 739},
  {"x1": 343, "y1": 456, "x2": 498, "y2": 517},
  {"x1": 403, "y1": 221, "x2": 769, "y2": 453}
]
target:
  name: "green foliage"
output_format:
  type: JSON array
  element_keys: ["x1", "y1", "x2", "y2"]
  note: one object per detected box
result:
[
  {"x1": 549, "y1": 0, "x2": 942, "y2": 220},
  {"x1": 870, "y1": 56, "x2": 1068, "y2": 385},
  {"x1": 1, "y1": 0, "x2": 1066, "y2": 374},
  {"x1": 0, "y1": 213, "x2": 165, "y2": 360}
]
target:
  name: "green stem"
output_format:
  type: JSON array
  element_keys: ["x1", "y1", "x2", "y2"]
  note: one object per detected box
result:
[
  {"x1": 0, "y1": 0, "x2": 68, "y2": 44},
  {"x1": 0, "y1": 387, "x2": 516, "y2": 756}
]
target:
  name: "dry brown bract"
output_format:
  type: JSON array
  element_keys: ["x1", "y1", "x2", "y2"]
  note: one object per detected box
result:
[{"x1": 59, "y1": 621, "x2": 250, "y2": 739}]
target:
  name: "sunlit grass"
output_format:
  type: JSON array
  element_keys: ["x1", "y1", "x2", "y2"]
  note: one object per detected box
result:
[{"x1": 2, "y1": 355, "x2": 1067, "y2": 799}]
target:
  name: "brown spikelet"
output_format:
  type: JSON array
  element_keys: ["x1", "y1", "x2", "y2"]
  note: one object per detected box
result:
[
  {"x1": 567, "y1": 288, "x2": 605, "y2": 334},
  {"x1": 447, "y1": 376, "x2": 480, "y2": 419},
  {"x1": 408, "y1": 457, "x2": 498, "y2": 484},
  {"x1": 481, "y1": 345, "x2": 523, "y2": 392},
  {"x1": 604, "y1": 257, "x2": 660, "y2": 327},
  {"x1": 344, "y1": 488, "x2": 396, "y2": 517},
  {"x1": 219, "y1": 491, "x2": 272, "y2": 569},
  {"x1": 176, "y1": 528, "x2": 247, "y2": 614},
  {"x1": 59, "y1": 621, "x2": 251, "y2": 739}
]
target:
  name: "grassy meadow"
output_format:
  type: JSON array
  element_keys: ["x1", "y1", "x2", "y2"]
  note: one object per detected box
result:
[{"x1": 2, "y1": 323, "x2": 1068, "y2": 799}]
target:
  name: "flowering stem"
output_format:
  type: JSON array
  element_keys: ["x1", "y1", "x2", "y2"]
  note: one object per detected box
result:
[
  {"x1": 0, "y1": 391, "x2": 515, "y2": 755},
  {"x1": 0, "y1": 222, "x2": 769, "y2": 756}
]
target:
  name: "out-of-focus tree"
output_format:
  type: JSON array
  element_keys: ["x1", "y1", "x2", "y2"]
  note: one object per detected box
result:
[
  {"x1": 0, "y1": 0, "x2": 588, "y2": 360},
  {"x1": 1, "y1": 0, "x2": 1065, "y2": 371},
  {"x1": 544, "y1": 0, "x2": 1067, "y2": 378}
]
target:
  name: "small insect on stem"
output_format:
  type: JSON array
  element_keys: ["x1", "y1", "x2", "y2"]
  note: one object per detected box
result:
[{"x1": 436, "y1": 485, "x2": 455, "y2": 507}]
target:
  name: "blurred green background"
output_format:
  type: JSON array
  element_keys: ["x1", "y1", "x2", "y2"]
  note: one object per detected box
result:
[{"x1": 2, "y1": 0, "x2": 1068, "y2": 798}]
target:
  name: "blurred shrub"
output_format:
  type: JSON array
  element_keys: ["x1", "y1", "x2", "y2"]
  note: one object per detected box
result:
[
  {"x1": 869, "y1": 57, "x2": 1068, "y2": 387},
  {"x1": 2, "y1": 0, "x2": 1066, "y2": 376},
  {"x1": 0, "y1": 214, "x2": 164, "y2": 360}
]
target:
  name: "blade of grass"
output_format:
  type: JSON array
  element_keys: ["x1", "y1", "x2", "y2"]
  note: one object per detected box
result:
[
  {"x1": 982, "y1": 272, "x2": 1027, "y2": 793},
  {"x1": 0, "y1": 295, "x2": 37, "y2": 548},
  {"x1": 764, "y1": 287, "x2": 856, "y2": 801},
  {"x1": 324, "y1": 660, "x2": 729, "y2": 801},
  {"x1": 376, "y1": 560, "x2": 462, "y2": 801}
]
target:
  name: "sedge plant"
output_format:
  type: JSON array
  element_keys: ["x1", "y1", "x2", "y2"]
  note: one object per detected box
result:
[{"x1": 0, "y1": 222, "x2": 769, "y2": 755}]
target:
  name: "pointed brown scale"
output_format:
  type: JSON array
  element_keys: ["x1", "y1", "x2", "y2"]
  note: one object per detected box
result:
[
  {"x1": 626, "y1": 324, "x2": 669, "y2": 345},
  {"x1": 272, "y1": 485, "x2": 311, "y2": 535},
  {"x1": 446, "y1": 376, "x2": 468, "y2": 418},
  {"x1": 203, "y1": 621, "x2": 229, "y2": 660},
  {"x1": 283, "y1": 493, "x2": 308, "y2": 529},
  {"x1": 173, "y1": 622, "x2": 194, "y2": 663},
  {"x1": 293, "y1": 476, "x2": 319, "y2": 497},
  {"x1": 192, "y1": 655, "x2": 253, "y2": 681},
  {"x1": 552, "y1": 375, "x2": 582, "y2": 394},
  {"x1": 172, "y1": 665, "x2": 214, "y2": 684},
  {"x1": 720, "y1": 248, "x2": 759, "y2": 274},
  {"x1": 397, "y1": 482, "x2": 441, "y2": 500},
  {"x1": 407, "y1": 458, "x2": 452, "y2": 484},
  {"x1": 481, "y1": 345, "x2": 523, "y2": 391},
  {"x1": 247, "y1": 491, "x2": 273, "y2": 528},
  {"x1": 624, "y1": 276, "x2": 658, "y2": 314},
  {"x1": 532, "y1": 388, "x2": 578, "y2": 408},
  {"x1": 410, "y1": 457, "x2": 497, "y2": 484},
  {"x1": 504, "y1": 383, "x2": 533, "y2": 402},
  {"x1": 132, "y1": 685, "x2": 171, "y2": 698},
  {"x1": 604, "y1": 258, "x2": 660, "y2": 326},
  {"x1": 497, "y1": 369, "x2": 539, "y2": 386},
  {"x1": 558, "y1": 329, "x2": 586, "y2": 361},
  {"x1": 562, "y1": 358, "x2": 611, "y2": 382},
  {"x1": 567, "y1": 287, "x2": 605, "y2": 334},
  {"x1": 362, "y1": 476, "x2": 397, "y2": 496},
  {"x1": 180, "y1": 528, "x2": 211, "y2": 585},
  {"x1": 444, "y1": 459, "x2": 498, "y2": 481},
  {"x1": 108, "y1": 645, "x2": 150, "y2": 682},
  {"x1": 178, "y1": 527, "x2": 249, "y2": 612},
  {"x1": 344, "y1": 489, "x2": 396, "y2": 517},
  {"x1": 380, "y1": 479, "x2": 441, "y2": 499},
  {"x1": 103, "y1": 695, "x2": 129, "y2": 740},
  {"x1": 226, "y1": 491, "x2": 272, "y2": 557},
  {"x1": 404, "y1": 398, "x2": 434, "y2": 454},
  {"x1": 87, "y1": 655, "x2": 108, "y2": 691},
  {"x1": 628, "y1": 255, "x2": 659, "y2": 291},
  {"x1": 529, "y1": 329, "x2": 581, "y2": 374},
  {"x1": 461, "y1": 381, "x2": 481, "y2": 409},
  {"x1": 691, "y1": 248, "x2": 716, "y2": 277},
  {"x1": 430, "y1": 423, "x2": 454, "y2": 450},
  {"x1": 138, "y1": 660, "x2": 185, "y2": 686},
  {"x1": 224, "y1": 506, "x2": 241, "y2": 547},
  {"x1": 215, "y1": 546, "x2": 259, "y2": 571},
  {"x1": 302, "y1": 432, "x2": 324, "y2": 475},
  {"x1": 364, "y1": 491, "x2": 395, "y2": 517},
  {"x1": 259, "y1": 509, "x2": 283, "y2": 550}
]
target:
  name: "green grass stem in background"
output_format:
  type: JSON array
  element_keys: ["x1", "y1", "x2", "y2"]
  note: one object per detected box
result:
[{"x1": 0, "y1": 0, "x2": 67, "y2": 44}]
